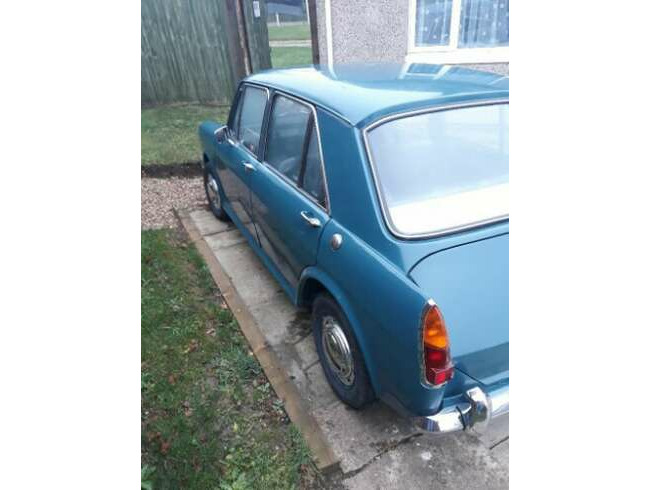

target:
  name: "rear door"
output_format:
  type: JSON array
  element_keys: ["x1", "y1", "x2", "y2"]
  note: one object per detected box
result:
[
  {"x1": 219, "y1": 84, "x2": 268, "y2": 241},
  {"x1": 251, "y1": 93, "x2": 330, "y2": 290}
]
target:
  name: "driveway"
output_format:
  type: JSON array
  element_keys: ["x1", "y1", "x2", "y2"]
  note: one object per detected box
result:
[{"x1": 181, "y1": 209, "x2": 508, "y2": 489}]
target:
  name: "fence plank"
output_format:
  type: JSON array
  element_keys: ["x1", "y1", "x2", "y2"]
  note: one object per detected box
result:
[
  {"x1": 141, "y1": 0, "x2": 264, "y2": 106},
  {"x1": 241, "y1": 0, "x2": 272, "y2": 73}
]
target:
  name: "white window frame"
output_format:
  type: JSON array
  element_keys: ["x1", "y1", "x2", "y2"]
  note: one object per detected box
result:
[{"x1": 406, "y1": 0, "x2": 509, "y2": 64}]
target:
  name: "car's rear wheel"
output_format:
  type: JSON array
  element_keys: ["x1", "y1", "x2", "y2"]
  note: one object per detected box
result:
[
  {"x1": 312, "y1": 293, "x2": 375, "y2": 409},
  {"x1": 203, "y1": 168, "x2": 229, "y2": 221}
]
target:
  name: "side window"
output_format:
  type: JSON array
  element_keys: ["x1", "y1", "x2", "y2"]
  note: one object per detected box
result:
[
  {"x1": 237, "y1": 86, "x2": 267, "y2": 156},
  {"x1": 301, "y1": 127, "x2": 327, "y2": 208},
  {"x1": 265, "y1": 96, "x2": 311, "y2": 183},
  {"x1": 229, "y1": 89, "x2": 243, "y2": 137}
]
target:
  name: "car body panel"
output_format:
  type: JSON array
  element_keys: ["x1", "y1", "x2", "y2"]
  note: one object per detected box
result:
[
  {"x1": 246, "y1": 64, "x2": 508, "y2": 128},
  {"x1": 409, "y1": 233, "x2": 509, "y2": 385},
  {"x1": 251, "y1": 159, "x2": 330, "y2": 290},
  {"x1": 225, "y1": 142, "x2": 262, "y2": 241},
  {"x1": 198, "y1": 63, "x2": 509, "y2": 418}
]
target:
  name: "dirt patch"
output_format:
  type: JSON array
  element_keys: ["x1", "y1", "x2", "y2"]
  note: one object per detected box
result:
[{"x1": 141, "y1": 162, "x2": 203, "y2": 179}]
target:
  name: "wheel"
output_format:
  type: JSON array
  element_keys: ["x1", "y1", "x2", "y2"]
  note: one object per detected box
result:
[
  {"x1": 203, "y1": 168, "x2": 229, "y2": 221},
  {"x1": 312, "y1": 293, "x2": 375, "y2": 409}
]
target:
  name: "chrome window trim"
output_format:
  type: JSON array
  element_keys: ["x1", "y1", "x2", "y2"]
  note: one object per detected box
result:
[
  {"x1": 261, "y1": 90, "x2": 331, "y2": 215},
  {"x1": 230, "y1": 83, "x2": 270, "y2": 161},
  {"x1": 361, "y1": 99, "x2": 509, "y2": 240}
]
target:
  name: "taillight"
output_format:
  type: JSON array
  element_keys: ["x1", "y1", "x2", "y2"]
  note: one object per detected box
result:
[{"x1": 422, "y1": 301, "x2": 453, "y2": 386}]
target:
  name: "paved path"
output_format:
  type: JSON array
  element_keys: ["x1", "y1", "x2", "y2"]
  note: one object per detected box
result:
[{"x1": 184, "y1": 208, "x2": 508, "y2": 489}]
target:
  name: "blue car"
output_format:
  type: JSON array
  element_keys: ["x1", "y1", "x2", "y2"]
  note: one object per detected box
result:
[{"x1": 198, "y1": 64, "x2": 508, "y2": 433}]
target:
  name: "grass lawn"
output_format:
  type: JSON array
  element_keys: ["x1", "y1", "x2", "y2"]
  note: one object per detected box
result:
[
  {"x1": 141, "y1": 229, "x2": 322, "y2": 489},
  {"x1": 268, "y1": 22, "x2": 310, "y2": 41},
  {"x1": 271, "y1": 46, "x2": 313, "y2": 69},
  {"x1": 142, "y1": 47, "x2": 312, "y2": 166},
  {"x1": 141, "y1": 105, "x2": 230, "y2": 166}
]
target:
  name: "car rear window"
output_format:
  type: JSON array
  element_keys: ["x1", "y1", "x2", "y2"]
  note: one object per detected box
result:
[{"x1": 365, "y1": 103, "x2": 508, "y2": 237}]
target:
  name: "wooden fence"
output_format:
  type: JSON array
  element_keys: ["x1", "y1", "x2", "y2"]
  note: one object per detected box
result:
[{"x1": 141, "y1": 0, "x2": 271, "y2": 106}]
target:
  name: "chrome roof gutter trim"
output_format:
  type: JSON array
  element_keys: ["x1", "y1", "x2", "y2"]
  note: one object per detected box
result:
[{"x1": 415, "y1": 384, "x2": 509, "y2": 433}]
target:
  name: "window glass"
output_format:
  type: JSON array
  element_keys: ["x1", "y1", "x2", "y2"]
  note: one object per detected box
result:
[
  {"x1": 265, "y1": 96, "x2": 311, "y2": 183},
  {"x1": 414, "y1": 0, "x2": 509, "y2": 49},
  {"x1": 366, "y1": 104, "x2": 508, "y2": 236},
  {"x1": 229, "y1": 90, "x2": 243, "y2": 136},
  {"x1": 415, "y1": 0, "x2": 453, "y2": 47},
  {"x1": 237, "y1": 86, "x2": 267, "y2": 156},
  {"x1": 301, "y1": 128, "x2": 326, "y2": 207},
  {"x1": 459, "y1": 0, "x2": 509, "y2": 48}
]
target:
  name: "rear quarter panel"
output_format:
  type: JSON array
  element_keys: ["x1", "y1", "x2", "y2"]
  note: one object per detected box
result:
[
  {"x1": 307, "y1": 109, "x2": 445, "y2": 416},
  {"x1": 409, "y1": 233, "x2": 509, "y2": 386},
  {"x1": 305, "y1": 221, "x2": 443, "y2": 416}
]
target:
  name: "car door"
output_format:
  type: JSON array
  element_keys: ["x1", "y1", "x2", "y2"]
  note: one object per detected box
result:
[
  {"x1": 251, "y1": 93, "x2": 330, "y2": 291},
  {"x1": 218, "y1": 84, "x2": 268, "y2": 241}
]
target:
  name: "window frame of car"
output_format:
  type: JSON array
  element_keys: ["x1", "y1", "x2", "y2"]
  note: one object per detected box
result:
[
  {"x1": 362, "y1": 99, "x2": 509, "y2": 241},
  {"x1": 260, "y1": 89, "x2": 331, "y2": 214},
  {"x1": 227, "y1": 82, "x2": 270, "y2": 160}
]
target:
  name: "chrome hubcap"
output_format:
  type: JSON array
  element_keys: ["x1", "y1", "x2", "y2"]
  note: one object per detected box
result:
[
  {"x1": 321, "y1": 316, "x2": 355, "y2": 386},
  {"x1": 206, "y1": 176, "x2": 221, "y2": 209}
]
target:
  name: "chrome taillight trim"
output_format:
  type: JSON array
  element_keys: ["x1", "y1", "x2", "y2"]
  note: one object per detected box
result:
[{"x1": 419, "y1": 299, "x2": 452, "y2": 389}]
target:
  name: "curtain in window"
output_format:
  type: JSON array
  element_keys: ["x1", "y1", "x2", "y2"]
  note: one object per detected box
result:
[
  {"x1": 459, "y1": 0, "x2": 509, "y2": 48},
  {"x1": 415, "y1": 0, "x2": 454, "y2": 47}
]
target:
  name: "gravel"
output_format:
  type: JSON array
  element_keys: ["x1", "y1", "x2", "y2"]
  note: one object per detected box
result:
[{"x1": 141, "y1": 176, "x2": 206, "y2": 230}]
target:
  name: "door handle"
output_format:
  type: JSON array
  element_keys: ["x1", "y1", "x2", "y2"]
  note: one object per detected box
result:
[
  {"x1": 300, "y1": 211, "x2": 321, "y2": 228},
  {"x1": 243, "y1": 162, "x2": 256, "y2": 172}
]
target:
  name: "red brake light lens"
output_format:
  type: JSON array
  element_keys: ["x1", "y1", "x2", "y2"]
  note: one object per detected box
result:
[{"x1": 422, "y1": 302, "x2": 453, "y2": 386}]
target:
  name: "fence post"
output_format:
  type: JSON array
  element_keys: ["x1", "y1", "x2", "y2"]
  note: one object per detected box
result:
[
  {"x1": 234, "y1": 0, "x2": 253, "y2": 76},
  {"x1": 240, "y1": 0, "x2": 272, "y2": 72}
]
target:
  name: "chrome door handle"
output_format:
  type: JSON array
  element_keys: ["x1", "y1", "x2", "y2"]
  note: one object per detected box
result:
[
  {"x1": 243, "y1": 162, "x2": 255, "y2": 172},
  {"x1": 300, "y1": 211, "x2": 321, "y2": 228}
]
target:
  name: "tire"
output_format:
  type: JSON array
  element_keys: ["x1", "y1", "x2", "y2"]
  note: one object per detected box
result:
[
  {"x1": 312, "y1": 293, "x2": 375, "y2": 409},
  {"x1": 203, "y1": 168, "x2": 229, "y2": 221}
]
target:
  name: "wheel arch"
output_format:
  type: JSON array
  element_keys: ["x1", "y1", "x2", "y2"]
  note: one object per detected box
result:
[{"x1": 297, "y1": 267, "x2": 383, "y2": 395}]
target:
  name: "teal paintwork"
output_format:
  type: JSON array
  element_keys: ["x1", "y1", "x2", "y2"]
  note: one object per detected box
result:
[
  {"x1": 198, "y1": 64, "x2": 509, "y2": 417},
  {"x1": 246, "y1": 63, "x2": 508, "y2": 127}
]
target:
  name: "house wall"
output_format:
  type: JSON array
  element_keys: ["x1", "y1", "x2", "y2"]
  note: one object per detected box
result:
[{"x1": 313, "y1": 0, "x2": 508, "y2": 75}]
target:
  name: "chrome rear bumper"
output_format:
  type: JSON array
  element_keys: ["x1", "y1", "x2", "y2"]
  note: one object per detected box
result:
[{"x1": 415, "y1": 385, "x2": 509, "y2": 433}]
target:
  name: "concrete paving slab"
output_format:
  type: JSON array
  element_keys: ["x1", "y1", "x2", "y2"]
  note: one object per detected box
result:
[
  {"x1": 305, "y1": 362, "x2": 340, "y2": 409},
  {"x1": 294, "y1": 333, "x2": 319, "y2": 369},
  {"x1": 478, "y1": 414, "x2": 509, "y2": 449},
  {"x1": 182, "y1": 209, "x2": 508, "y2": 486},
  {"x1": 189, "y1": 209, "x2": 232, "y2": 236},
  {"x1": 204, "y1": 229, "x2": 247, "y2": 250},
  {"x1": 215, "y1": 243, "x2": 284, "y2": 306},
  {"x1": 248, "y1": 295, "x2": 313, "y2": 346},
  {"x1": 344, "y1": 432, "x2": 508, "y2": 490},
  {"x1": 490, "y1": 439, "x2": 509, "y2": 467},
  {"x1": 313, "y1": 401, "x2": 419, "y2": 474}
]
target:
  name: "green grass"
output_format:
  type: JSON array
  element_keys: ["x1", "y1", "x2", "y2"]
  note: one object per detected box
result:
[
  {"x1": 271, "y1": 46, "x2": 313, "y2": 69},
  {"x1": 141, "y1": 105, "x2": 230, "y2": 166},
  {"x1": 141, "y1": 229, "x2": 322, "y2": 489},
  {"x1": 141, "y1": 47, "x2": 312, "y2": 166},
  {"x1": 268, "y1": 22, "x2": 310, "y2": 41}
]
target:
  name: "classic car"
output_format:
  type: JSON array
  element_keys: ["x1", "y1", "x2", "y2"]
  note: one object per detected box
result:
[{"x1": 198, "y1": 64, "x2": 508, "y2": 433}]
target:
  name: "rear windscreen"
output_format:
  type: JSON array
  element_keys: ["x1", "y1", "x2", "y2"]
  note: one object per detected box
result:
[{"x1": 366, "y1": 103, "x2": 508, "y2": 237}]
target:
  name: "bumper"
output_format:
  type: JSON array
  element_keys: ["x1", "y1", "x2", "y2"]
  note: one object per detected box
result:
[{"x1": 415, "y1": 384, "x2": 508, "y2": 433}]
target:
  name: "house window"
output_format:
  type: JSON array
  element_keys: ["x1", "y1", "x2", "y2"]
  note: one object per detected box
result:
[{"x1": 409, "y1": 0, "x2": 509, "y2": 63}]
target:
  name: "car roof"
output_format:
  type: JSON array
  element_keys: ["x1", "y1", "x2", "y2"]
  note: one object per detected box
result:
[{"x1": 246, "y1": 63, "x2": 509, "y2": 128}]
